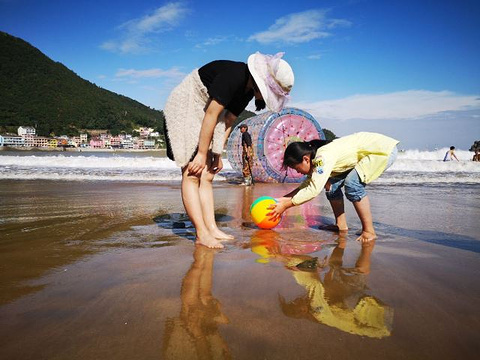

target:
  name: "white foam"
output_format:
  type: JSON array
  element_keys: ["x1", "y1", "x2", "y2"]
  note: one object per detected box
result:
[
  {"x1": 0, "y1": 154, "x2": 180, "y2": 169},
  {"x1": 0, "y1": 150, "x2": 479, "y2": 184},
  {"x1": 399, "y1": 148, "x2": 473, "y2": 161}
]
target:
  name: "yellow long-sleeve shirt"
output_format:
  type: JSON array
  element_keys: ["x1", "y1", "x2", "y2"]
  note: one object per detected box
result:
[{"x1": 291, "y1": 132, "x2": 399, "y2": 206}]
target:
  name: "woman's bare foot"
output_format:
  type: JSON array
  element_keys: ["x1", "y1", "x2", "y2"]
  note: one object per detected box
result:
[
  {"x1": 210, "y1": 228, "x2": 235, "y2": 240},
  {"x1": 196, "y1": 233, "x2": 224, "y2": 249},
  {"x1": 356, "y1": 231, "x2": 377, "y2": 243},
  {"x1": 319, "y1": 224, "x2": 349, "y2": 232}
]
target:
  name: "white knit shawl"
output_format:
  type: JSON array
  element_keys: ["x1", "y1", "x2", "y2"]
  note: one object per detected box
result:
[{"x1": 164, "y1": 69, "x2": 226, "y2": 168}]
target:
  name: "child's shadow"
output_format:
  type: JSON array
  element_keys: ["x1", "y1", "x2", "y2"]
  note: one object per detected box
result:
[{"x1": 153, "y1": 212, "x2": 235, "y2": 242}]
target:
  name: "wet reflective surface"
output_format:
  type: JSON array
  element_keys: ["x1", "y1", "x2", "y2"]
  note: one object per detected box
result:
[{"x1": 0, "y1": 180, "x2": 479, "y2": 359}]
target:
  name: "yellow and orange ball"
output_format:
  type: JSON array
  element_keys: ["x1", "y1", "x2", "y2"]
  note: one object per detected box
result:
[{"x1": 250, "y1": 196, "x2": 281, "y2": 229}]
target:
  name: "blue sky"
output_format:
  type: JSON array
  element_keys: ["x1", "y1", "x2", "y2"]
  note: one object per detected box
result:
[{"x1": 1, "y1": 0, "x2": 479, "y2": 149}]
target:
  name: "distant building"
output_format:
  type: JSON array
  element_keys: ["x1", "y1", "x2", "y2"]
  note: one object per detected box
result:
[
  {"x1": 2, "y1": 135, "x2": 25, "y2": 147},
  {"x1": 18, "y1": 126, "x2": 36, "y2": 137},
  {"x1": 110, "y1": 136, "x2": 122, "y2": 148},
  {"x1": 89, "y1": 138, "x2": 104, "y2": 148},
  {"x1": 33, "y1": 137, "x2": 49, "y2": 148},
  {"x1": 70, "y1": 134, "x2": 88, "y2": 147},
  {"x1": 48, "y1": 139, "x2": 58, "y2": 148},
  {"x1": 143, "y1": 139, "x2": 155, "y2": 149},
  {"x1": 136, "y1": 127, "x2": 154, "y2": 138},
  {"x1": 56, "y1": 138, "x2": 68, "y2": 147},
  {"x1": 23, "y1": 134, "x2": 35, "y2": 147},
  {"x1": 121, "y1": 137, "x2": 134, "y2": 149},
  {"x1": 71, "y1": 136, "x2": 81, "y2": 147}
]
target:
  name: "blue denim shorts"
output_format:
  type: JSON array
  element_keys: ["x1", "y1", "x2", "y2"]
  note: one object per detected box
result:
[
  {"x1": 326, "y1": 169, "x2": 366, "y2": 202},
  {"x1": 325, "y1": 146, "x2": 398, "y2": 202}
]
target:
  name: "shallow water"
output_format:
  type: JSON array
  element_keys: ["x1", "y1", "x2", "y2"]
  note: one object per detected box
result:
[
  {"x1": 1, "y1": 149, "x2": 479, "y2": 183},
  {"x1": 0, "y1": 180, "x2": 479, "y2": 359}
]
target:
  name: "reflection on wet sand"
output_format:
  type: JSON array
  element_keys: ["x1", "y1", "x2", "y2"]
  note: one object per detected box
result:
[
  {"x1": 247, "y1": 231, "x2": 393, "y2": 338},
  {"x1": 163, "y1": 246, "x2": 231, "y2": 359}
]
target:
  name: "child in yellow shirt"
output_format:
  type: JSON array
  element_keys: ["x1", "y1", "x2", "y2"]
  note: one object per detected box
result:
[{"x1": 268, "y1": 132, "x2": 399, "y2": 242}]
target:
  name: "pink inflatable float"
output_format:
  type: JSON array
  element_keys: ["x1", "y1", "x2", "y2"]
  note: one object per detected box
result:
[{"x1": 227, "y1": 107, "x2": 325, "y2": 183}]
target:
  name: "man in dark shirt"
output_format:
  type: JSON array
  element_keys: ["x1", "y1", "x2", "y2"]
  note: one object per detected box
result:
[{"x1": 240, "y1": 124, "x2": 254, "y2": 185}]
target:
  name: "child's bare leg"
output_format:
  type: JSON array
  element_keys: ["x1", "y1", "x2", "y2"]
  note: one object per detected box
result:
[
  {"x1": 328, "y1": 198, "x2": 349, "y2": 231},
  {"x1": 352, "y1": 196, "x2": 377, "y2": 243},
  {"x1": 198, "y1": 158, "x2": 234, "y2": 240},
  {"x1": 181, "y1": 167, "x2": 223, "y2": 249}
]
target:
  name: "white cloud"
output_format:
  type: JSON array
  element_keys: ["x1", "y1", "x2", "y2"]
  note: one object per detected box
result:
[
  {"x1": 119, "y1": 2, "x2": 188, "y2": 34},
  {"x1": 101, "y1": 2, "x2": 189, "y2": 54},
  {"x1": 293, "y1": 90, "x2": 480, "y2": 121},
  {"x1": 307, "y1": 54, "x2": 322, "y2": 60},
  {"x1": 195, "y1": 36, "x2": 228, "y2": 48},
  {"x1": 115, "y1": 67, "x2": 186, "y2": 79},
  {"x1": 249, "y1": 9, "x2": 351, "y2": 45}
]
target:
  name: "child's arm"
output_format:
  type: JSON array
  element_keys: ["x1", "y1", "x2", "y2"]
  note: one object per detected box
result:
[
  {"x1": 268, "y1": 156, "x2": 335, "y2": 220},
  {"x1": 291, "y1": 155, "x2": 334, "y2": 206}
]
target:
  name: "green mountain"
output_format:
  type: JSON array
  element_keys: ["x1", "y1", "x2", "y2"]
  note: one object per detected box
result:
[{"x1": 0, "y1": 31, "x2": 164, "y2": 137}]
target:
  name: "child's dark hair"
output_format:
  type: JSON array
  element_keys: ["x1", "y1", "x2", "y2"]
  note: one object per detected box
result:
[{"x1": 282, "y1": 139, "x2": 330, "y2": 169}]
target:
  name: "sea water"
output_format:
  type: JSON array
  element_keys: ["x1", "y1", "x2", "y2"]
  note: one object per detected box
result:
[{"x1": 0, "y1": 148, "x2": 478, "y2": 184}]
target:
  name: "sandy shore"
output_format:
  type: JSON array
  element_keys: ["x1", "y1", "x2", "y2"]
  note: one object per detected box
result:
[{"x1": 0, "y1": 180, "x2": 479, "y2": 359}]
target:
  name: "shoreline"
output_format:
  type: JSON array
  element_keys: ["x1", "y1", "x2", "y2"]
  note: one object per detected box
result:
[{"x1": 0, "y1": 146, "x2": 167, "y2": 154}]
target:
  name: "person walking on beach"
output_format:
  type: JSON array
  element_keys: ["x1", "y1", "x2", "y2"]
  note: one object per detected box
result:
[
  {"x1": 443, "y1": 146, "x2": 459, "y2": 161},
  {"x1": 240, "y1": 124, "x2": 254, "y2": 186},
  {"x1": 163, "y1": 52, "x2": 294, "y2": 248},
  {"x1": 267, "y1": 132, "x2": 399, "y2": 243}
]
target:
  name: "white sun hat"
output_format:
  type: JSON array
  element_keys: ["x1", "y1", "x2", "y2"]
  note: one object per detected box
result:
[{"x1": 248, "y1": 52, "x2": 294, "y2": 113}]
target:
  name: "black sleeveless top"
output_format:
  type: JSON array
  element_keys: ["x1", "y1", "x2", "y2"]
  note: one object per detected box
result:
[{"x1": 198, "y1": 60, "x2": 254, "y2": 117}]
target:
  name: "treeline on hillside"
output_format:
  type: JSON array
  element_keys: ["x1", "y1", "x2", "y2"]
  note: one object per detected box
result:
[{"x1": 0, "y1": 31, "x2": 163, "y2": 137}]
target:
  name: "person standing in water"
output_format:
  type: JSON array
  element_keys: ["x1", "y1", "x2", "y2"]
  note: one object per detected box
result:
[
  {"x1": 443, "y1": 146, "x2": 459, "y2": 161},
  {"x1": 163, "y1": 52, "x2": 294, "y2": 248}
]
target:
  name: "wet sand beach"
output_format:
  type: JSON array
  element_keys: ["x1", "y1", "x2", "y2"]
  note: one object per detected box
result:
[{"x1": 0, "y1": 179, "x2": 479, "y2": 359}]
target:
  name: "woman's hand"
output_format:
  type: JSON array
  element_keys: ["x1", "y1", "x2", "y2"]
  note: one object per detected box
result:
[
  {"x1": 267, "y1": 198, "x2": 293, "y2": 221},
  {"x1": 209, "y1": 154, "x2": 223, "y2": 174},
  {"x1": 188, "y1": 152, "x2": 207, "y2": 176}
]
